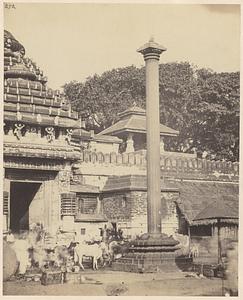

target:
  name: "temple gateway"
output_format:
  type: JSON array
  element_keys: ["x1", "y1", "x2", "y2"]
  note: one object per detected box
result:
[{"x1": 3, "y1": 31, "x2": 239, "y2": 265}]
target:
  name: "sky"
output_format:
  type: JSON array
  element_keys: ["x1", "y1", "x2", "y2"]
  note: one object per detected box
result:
[{"x1": 4, "y1": 3, "x2": 241, "y2": 90}]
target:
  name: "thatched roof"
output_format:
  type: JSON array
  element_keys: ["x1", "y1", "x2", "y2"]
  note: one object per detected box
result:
[
  {"x1": 193, "y1": 198, "x2": 238, "y2": 221},
  {"x1": 165, "y1": 180, "x2": 239, "y2": 225}
]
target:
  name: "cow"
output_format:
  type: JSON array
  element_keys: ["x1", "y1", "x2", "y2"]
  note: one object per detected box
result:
[{"x1": 73, "y1": 241, "x2": 105, "y2": 270}]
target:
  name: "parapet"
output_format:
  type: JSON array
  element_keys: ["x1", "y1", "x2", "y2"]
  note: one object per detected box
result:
[{"x1": 78, "y1": 150, "x2": 239, "y2": 182}]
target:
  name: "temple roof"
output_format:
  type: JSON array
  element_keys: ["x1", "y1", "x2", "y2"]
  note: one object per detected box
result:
[
  {"x1": 102, "y1": 175, "x2": 178, "y2": 193},
  {"x1": 99, "y1": 105, "x2": 179, "y2": 137},
  {"x1": 72, "y1": 128, "x2": 122, "y2": 144},
  {"x1": 94, "y1": 134, "x2": 122, "y2": 144},
  {"x1": 4, "y1": 30, "x2": 79, "y2": 128}
]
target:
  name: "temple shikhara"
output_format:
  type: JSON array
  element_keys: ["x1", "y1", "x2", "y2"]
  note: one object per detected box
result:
[{"x1": 3, "y1": 30, "x2": 239, "y2": 273}]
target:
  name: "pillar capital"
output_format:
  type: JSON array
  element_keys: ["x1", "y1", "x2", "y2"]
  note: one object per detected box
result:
[{"x1": 137, "y1": 37, "x2": 166, "y2": 61}]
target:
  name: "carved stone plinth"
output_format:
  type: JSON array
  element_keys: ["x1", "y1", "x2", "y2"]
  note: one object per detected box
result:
[{"x1": 112, "y1": 233, "x2": 180, "y2": 273}]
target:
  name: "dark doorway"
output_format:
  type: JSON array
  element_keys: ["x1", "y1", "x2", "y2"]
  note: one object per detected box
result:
[{"x1": 10, "y1": 182, "x2": 41, "y2": 232}]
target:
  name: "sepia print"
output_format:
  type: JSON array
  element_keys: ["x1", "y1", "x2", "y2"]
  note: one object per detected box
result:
[{"x1": 2, "y1": 2, "x2": 240, "y2": 297}]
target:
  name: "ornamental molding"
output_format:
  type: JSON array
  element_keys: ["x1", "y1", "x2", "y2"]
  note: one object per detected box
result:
[
  {"x1": 4, "y1": 157, "x2": 64, "y2": 171},
  {"x1": 3, "y1": 142, "x2": 80, "y2": 161},
  {"x1": 65, "y1": 128, "x2": 73, "y2": 144}
]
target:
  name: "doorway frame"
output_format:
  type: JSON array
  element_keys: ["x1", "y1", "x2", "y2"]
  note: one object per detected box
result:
[
  {"x1": 4, "y1": 168, "x2": 58, "y2": 233},
  {"x1": 9, "y1": 181, "x2": 42, "y2": 232}
]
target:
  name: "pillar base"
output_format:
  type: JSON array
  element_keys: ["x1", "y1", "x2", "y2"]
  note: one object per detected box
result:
[{"x1": 112, "y1": 233, "x2": 180, "y2": 273}]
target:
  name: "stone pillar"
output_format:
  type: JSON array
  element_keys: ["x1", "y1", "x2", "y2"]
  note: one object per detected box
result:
[
  {"x1": 112, "y1": 38, "x2": 179, "y2": 273},
  {"x1": 137, "y1": 37, "x2": 166, "y2": 235},
  {"x1": 126, "y1": 132, "x2": 134, "y2": 153}
]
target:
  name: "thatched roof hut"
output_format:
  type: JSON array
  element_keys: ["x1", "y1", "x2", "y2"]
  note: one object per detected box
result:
[
  {"x1": 164, "y1": 179, "x2": 239, "y2": 226},
  {"x1": 192, "y1": 198, "x2": 238, "y2": 226}
]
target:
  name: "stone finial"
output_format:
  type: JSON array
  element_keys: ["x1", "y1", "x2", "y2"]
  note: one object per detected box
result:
[
  {"x1": 137, "y1": 38, "x2": 166, "y2": 61},
  {"x1": 149, "y1": 36, "x2": 154, "y2": 42}
]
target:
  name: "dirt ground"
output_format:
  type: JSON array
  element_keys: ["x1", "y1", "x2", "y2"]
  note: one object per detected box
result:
[{"x1": 3, "y1": 270, "x2": 226, "y2": 296}]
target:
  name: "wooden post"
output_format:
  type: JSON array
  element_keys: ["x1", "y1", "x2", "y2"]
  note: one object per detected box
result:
[
  {"x1": 217, "y1": 218, "x2": 221, "y2": 264},
  {"x1": 188, "y1": 223, "x2": 191, "y2": 256}
]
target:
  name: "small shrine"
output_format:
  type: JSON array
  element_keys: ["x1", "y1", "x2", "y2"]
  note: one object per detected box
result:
[{"x1": 99, "y1": 104, "x2": 179, "y2": 153}]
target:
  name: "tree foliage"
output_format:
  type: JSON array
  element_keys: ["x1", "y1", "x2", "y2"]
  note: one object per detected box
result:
[{"x1": 63, "y1": 63, "x2": 239, "y2": 161}]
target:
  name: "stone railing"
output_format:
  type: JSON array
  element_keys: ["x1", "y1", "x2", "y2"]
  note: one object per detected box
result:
[{"x1": 79, "y1": 150, "x2": 239, "y2": 179}]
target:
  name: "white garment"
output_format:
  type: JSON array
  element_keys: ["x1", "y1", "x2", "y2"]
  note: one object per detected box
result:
[
  {"x1": 6, "y1": 233, "x2": 15, "y2": 243},
  {"x1": 12, "y1": 239, "x2": 30, "y2": 274}
]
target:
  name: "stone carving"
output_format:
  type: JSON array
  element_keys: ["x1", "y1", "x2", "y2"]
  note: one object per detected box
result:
[
  {"x1": 4, "y1": 158, "x2": 64, "y2": 171},
  {"x1": 126, "y1": 133, "x2": 134, "y2": 153},
  {"x1": 160, "y1": 137, "x2": 165, "y2": 152},
  {"x1": 65, "y1": 128, "x2": 73, "y2": 144},
  {"x1": 37, "y1": 114, "x2": 42, "y2": 123},
  {"x1": 30, "y1": 126, "x2": 37, "y2": 134},
  {"x1": 80, "y1": 141, "x2": 88, "y2": 150},
  {"x1": 13, "y1": 123, "x2": 25, "y2": 139},
  {"x1": 16, "y1": 112, "x2": 22, "y2": 121},
  {"x1": 45, "y1": 126, "x2": 55, "y2": 143},
  {"x1": 59, "y1": 170, "x2": 71, "y2": 192}
]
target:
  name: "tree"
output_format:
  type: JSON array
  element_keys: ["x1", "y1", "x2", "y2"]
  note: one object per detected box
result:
[
  {"x1": 63, "y1": 66, "x2": 146, "y2": 131},
  {"x1": 63, "y1": 63, "x2": 239, "y2": 161},
  {"x1": 192, "y1": 69, "x2": 239, "y2": 161}
]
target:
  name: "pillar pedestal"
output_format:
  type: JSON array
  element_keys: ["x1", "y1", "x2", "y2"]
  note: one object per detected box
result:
[{"x1": 112, "y1": 233, "x2": 179, "y2": 273}]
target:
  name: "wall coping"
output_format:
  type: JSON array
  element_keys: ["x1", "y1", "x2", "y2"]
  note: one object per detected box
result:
[{"x1": 78, "y1": 150, "x2": 239, "y2": 178}]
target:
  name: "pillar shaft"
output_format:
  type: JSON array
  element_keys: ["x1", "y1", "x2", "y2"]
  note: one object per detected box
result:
[
  {"x1": 145, "y1": 57, "x2": 161, "y2": 234},
  {"x1": 137, "y1": 38, "x2": 166, "y2": 235}
]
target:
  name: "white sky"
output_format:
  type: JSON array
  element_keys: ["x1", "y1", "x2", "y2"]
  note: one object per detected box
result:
[{"x1": 4, "y1": 3, "x2": 240, "y2": 90}]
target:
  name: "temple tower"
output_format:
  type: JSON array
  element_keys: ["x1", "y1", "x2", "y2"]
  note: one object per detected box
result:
[{"x1": 3, "y1": 30, "x2": 80, "y2": 236}]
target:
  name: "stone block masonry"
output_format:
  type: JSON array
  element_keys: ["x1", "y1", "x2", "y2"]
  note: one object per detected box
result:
[
  {"x1": 101, "y1": 190, "x2": 180, "y2": 238},
  {"x1": 102, "y1": 192, "x2": 132, "y2": 222}
]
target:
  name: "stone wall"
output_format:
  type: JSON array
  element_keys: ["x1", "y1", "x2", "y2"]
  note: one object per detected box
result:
[
  {"x1": 101, "y1": 190, "x2": 180, "y2": 239},
  {"x1": 72, "y1": 150, "x2": 239, "y2": 195},
  {"x1": 102, "y1": 192, "x2": 132, "y2": 223},
  {"x1": 74, "y1": 222, "x2": 106, "y2": 241},
  {"x1": 77, "y1": 150, "x2": 239, "y2": 182},
  {"x1": 89, "y1": 140, "x2": 120, "y2": 154},
  {"x1": 161, "y1": 192, "x2": 180, "y2": 235}
]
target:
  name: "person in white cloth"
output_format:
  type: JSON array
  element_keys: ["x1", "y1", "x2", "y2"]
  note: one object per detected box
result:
[
  {"x1": 6, "y1": 230, "x2": 15, "y2": 244},
  {"x1": 12, "y1": 232, "x2": 31, "y2": 275}
]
